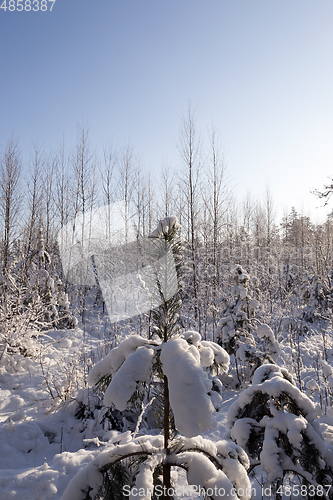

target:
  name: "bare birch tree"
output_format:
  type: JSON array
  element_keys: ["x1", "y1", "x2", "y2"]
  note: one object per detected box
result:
[
  {"x1": 25, "y1": 144, "x2": 45, "y2": 258},
  {"x1": 100, "y1": 146, "x2": 117, "y2": 242},
  {"x1": 178, "y1": 107, "x2": 202, "y2": 329},
  {"x1": 43, "y1": 152, "x2": 57, "y2": 250},
  {"x1": 201, "y1": 128, "x2": 229, "y2": 331},
  {"x1": 54, "y1": 140, "x2": 72, "y2": 234},
  {"x1": 157, "y1": 164, "x2": 177, "y2": 219},
  {"x1": 0, "y1": 138, "x2": 22, "y2": 274}
]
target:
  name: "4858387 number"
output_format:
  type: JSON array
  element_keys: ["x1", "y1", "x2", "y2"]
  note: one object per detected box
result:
[
  {"x1": 275, "y1": 484, "x2": 332, "y2": 497},
  {"x1": 1, "y1": 0, "x2": 56, "y2": 11}
]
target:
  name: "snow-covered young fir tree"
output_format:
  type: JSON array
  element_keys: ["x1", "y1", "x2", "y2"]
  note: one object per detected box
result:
[
  {"x1": 61, "y1": 216, "x2": 251, "y2": 500},
  {"x1": 215, "y1": 265, "x2": 279, "y2": 386},
  {"x1": 301, "y1": 267, "x2": 333, "y2": 324},
  {"x1": 226, "y1": 364, "x2": 333, "y2": 499}
]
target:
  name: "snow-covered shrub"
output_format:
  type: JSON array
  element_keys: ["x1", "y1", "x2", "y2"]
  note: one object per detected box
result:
[
  {"x1": 0, "y1": 267, "x2": 47, "y2": 358},
  {"x1": 256, "y1": 323, "x2": 280, "y2": 359},
  {"x1": 53, "y1": 277, "x2": 78, "y2": 329},
  {"x1": 24, "y1": 229, "x2": 77, "y2": 329},
  {"x1": 39, "y1": 340, "x2": 85, "y2": 405},
  {"x1": 283, "y1": 262, "x2": 298, "y2": 293},
  {"x1": 215, "y1": 265, "x2": 276, "y2": 385},
  {"x1": 301, "y1": 268, "x2": 333, "y2": 323},
  {"x1": 61, "y1": 217, "x2": 251, "y2": 500},
  {"x1": 215, "y1": 265, "x2": 257, "y2": 353},
  {"x1": 305, "y1": 356, "x2": 333, "y2": 415},
  {"x1": 227, "y1": 364, "x2": 333, "y2": 498},
  {"x1": 0, "y1": 228, "x2": 76, "y2": 355}
]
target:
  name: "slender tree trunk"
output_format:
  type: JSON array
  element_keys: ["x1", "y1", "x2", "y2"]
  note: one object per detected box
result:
[
  {"x1": 163, "y1": 373, "x2": 171, "y2": 498},
  {"x1": 178, "y1": 107, "x2": 201, "y2": 331},
  {"x1": 163, "y1": 319, "x2": 171, "y2": 498},
  {"x1": 0, "y1": 138, "x2": 21, "y2": 276},
  {"x1": 25, "y1": 145, "x2": 44, "y2": 259}
]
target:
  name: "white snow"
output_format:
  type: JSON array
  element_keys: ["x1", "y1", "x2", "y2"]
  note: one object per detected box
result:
[
  {"x1": 230, "y1": 418, "x2": 259, "y2": 450},
  {"x1": 103, "y1": 346, "x2": 154, "y2": 410},
  {"x1": 61, "y1": 435, "x2": 164, "y2": 500},
  {"x1": 260, "y1": 427, "x2": 284, "y2": 482},
  {"x1": 320, "y1": 359, "x2": 333, "y2": 378},
  {"x1": 200, "y1": 340, "x2": 230, "y2": 370},
  {"x1": 160, "y1": 337, "x2": 216, "y2": 437},
  {"x1": 148, "y1": 216, "x2": 179, "y2": 238},
  {"x1": 175, "y1": 449, "x2": 251, "y2": 500},
  {"x1": 87, "y1": 334, "x2": 149, "y2": 384}
]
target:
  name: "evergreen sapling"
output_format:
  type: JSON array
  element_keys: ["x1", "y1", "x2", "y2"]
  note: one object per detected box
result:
[{"x1": 61, "y1": 217, "x2": 251, "y2": 500}]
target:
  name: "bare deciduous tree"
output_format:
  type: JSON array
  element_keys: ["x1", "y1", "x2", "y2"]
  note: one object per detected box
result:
[
  {"x1": 157, "y1": 164, "x2": 177, "y2": 219},
  {"x1": 0, "y1": 138, "x2": 21, "y2": 274},
  {"x1": 43, "y1": 152, "x2": 57, "y2": 249},
  {"x1": 178, "y1": 107, "x2": 202, "y2": 329},
  {"x1": 25, "y1": 144, "x2": 45, "y2": 258},
  {"x1": 201, "y1": 128, "x2": 229, "y2": 332}
]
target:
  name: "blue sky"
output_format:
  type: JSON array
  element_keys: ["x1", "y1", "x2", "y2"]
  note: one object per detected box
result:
[{"x1": 1, "y1": 0, "x2": 333, "y2": 222}]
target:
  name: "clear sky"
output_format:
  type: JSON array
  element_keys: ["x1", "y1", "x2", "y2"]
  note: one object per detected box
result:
[{"x1": 1, "y1": 0, "x2": 333, "y2": 222}]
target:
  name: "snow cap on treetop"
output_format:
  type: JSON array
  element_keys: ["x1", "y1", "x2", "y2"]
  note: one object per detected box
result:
[{"x1": 148, "y1": 216, "x2": 179, "y2": 238}]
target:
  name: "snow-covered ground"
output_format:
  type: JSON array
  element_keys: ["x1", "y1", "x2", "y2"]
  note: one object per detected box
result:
[
  {"x1": 1, "y1": 318, "x2": 333, "y2": 499},
  {"x1": 0, "y1": 327, "x2": 100, "y2": 499}
]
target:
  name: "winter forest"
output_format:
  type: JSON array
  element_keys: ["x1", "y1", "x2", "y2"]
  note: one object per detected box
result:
[{"x1": 2, "y1": 114, "x2": 333, "y2": 500}]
